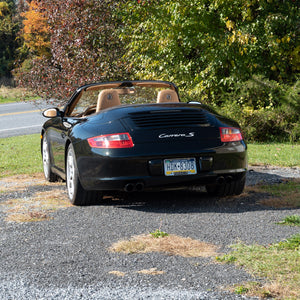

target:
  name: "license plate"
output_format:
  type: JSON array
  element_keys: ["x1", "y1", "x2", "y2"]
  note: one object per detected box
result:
[{"x1": 164, "y1": 158, "x2": 197, "y2": 176}]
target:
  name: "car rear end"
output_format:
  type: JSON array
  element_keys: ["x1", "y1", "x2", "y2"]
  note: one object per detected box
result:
[{"x1": 73, "y1": 103, "x2": 247, "y2": 195}]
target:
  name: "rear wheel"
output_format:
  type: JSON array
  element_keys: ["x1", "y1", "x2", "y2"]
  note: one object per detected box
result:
[
  {"x1": 206, "y1": 175, "x2": 246, "y2": 197},
  {"x1": 42, "y1": 136, "x2": 58, "y2": 182},
  {"x1": 66, "y1": 144, "x2": 102, "y2": 206}
]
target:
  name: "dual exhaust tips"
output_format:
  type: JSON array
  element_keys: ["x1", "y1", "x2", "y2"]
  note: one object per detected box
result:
[
  {"x1": 124, "y1": 182, "x2": 144, "y2": 192},
  {"x1": 124, "y1": 176, "x2": 233, "y2": 192},
  {"x1": 216, "y1": 176, "x2": 233, "y2": 184}
]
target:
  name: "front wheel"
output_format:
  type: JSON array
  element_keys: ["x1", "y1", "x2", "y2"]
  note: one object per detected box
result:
[
  {"x1": 42, "y1": 136, "x2": 58, "y2": 182},
  {"x1": 66, "y1": 144, "x2": 102, "y2": 206},
  {"x1": 206, "y1": 175, "x2": 246, "y2": 197}
]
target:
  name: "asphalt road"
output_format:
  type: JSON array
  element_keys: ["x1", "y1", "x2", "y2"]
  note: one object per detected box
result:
[{"x1": 0, "y1": 101, "x2": 50, "y2": 138}]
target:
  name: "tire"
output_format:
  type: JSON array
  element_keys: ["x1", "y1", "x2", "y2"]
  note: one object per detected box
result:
[
  {"x1": 206, "y1": 175, "x2": 246, "y2": 197},
  {"x1": 66, "y1": 144, "x2": 102, "y2": 206},
  {"x1": 42, "y1": 136, "x2": 58, "y2": 182}
]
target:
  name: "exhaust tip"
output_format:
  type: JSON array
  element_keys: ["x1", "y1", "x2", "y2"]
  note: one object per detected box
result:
[
  {"x1": 124, "y1": 183, "x2": 134, "y2": 192},
  {"x1": 135, "y1": 182, "x2": 144, "y2": 191},
  {"x1": 216, "y1": 176, "x2": 225, "y2": 184}
]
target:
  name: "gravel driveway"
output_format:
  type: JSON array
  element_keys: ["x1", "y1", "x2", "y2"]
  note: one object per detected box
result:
[{"x1": 0, "y1": 167, "x2": 299, "y2": 300}]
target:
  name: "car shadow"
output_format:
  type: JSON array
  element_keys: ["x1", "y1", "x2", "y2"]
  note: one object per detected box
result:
[{"x1": 101, "y1": 170, "x2": 298, "y2": 214}]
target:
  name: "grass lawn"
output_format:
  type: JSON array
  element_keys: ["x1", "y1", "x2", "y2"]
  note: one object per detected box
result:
[
  {"x1": 216, "y1": 234, "x2": 300, "y2": 299},
  {"x1": 248, "y1": 143, "x2": 300, "y2": 167},
  {"x1": 0, "y1": 134, "x2": 42, "y2": 177},
  {"x1": 0, "y1": 86, "x2": 38, "y2": 104}
]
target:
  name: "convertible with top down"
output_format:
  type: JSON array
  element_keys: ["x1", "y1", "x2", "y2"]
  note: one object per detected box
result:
[{"x1": 41, "y1": 80, "x2": 247, "y2": 205}]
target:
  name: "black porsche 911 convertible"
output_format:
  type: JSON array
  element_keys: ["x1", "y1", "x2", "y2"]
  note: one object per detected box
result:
[{"x1": 41, "y1": 80, "x2": 247, "y2": 205}]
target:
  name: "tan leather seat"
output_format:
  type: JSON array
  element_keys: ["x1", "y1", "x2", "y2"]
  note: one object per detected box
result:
[
  {"x1": 96, "y1": 89, "x2": 121, "y2": 112},
  {"x1": 157, "y1": 90, "x2": 179, "y2": 103}
]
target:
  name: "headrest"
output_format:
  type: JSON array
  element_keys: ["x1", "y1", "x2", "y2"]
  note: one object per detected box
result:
[
  {"x1": 96, "y1": 89, "x2": 121, "y2": 112},
  {"x1": 157, "y1": 90, "x2": 179, "y2": 103}
]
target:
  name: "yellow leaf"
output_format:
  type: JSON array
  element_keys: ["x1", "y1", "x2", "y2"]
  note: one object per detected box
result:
[
  {"x1": 226, "y1": 20, "x2": 235, "y2": 31},
  {"x1": 0, "y1": 1, "x2": 9, "y2": 17}
]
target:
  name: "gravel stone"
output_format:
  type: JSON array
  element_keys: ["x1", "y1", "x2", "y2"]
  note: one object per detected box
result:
[
  {"x1": 246, "y1": 166, "x2": 300, "y2": 185},
  {"x1": 0, "y1": 167, "x2": 299, "y2": 299}
]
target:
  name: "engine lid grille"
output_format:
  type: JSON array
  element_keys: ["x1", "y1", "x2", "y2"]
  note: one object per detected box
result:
[{"x1": 128, "y1": 110, "x2": 210, "y2": 128}]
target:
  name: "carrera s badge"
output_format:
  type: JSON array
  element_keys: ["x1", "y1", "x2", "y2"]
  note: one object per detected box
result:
[{"x1": 159, "y1": 132, "x2": 195, "y2": 138}]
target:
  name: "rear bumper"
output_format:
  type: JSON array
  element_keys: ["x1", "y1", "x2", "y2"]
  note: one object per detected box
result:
[
  {"x1": 80, "y1": 170, "x2": 247, "y2": 192},
  {"x1": 76, "y1": 141, "x2": 247, "y2": 192}
]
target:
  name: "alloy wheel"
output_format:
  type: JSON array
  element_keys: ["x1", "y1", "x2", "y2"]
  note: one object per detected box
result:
[
  {"x1": 42, "y1": 137, "x2": 50, "y2": 179},
  {"x1": 67, "y1": 147, "x2": 76, "y2": 200}
]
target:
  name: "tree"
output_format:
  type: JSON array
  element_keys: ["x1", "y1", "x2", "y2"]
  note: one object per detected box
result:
[
  {"x1": 16, "y1": 0, "x2": 299, "y2": 104},
  {"x1": 0, "y1": 0, "x2": 20, "y2": 80},
  {"x1": 120, "y1": 0, "x2": 299, "y2": 101},
  {"x1": 21, "y1": 0, "x2": 50, "y2": 57},
  {"x1": 16, "y1": 0, "x2": 128, "y2": 100}
]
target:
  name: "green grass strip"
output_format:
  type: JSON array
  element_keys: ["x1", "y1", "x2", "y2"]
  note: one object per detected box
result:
[
  {"x1": 248, "y1": 143, "x2": 300, "y2": 167},
  {"x1": 278, "y1": 215, "x2": 300, "y2": 226},
  {"x1": 216, "y1": 234, "x2": 300, "y2": 299},
  {"x1": 0, "y1": 134, "x2": 43, "y2": 177},
  {"x1": 0, "y1": 86, "x2": 38, "y2": 104},
  {"x1": 0, "y1": 97, "x2": 16, "y2": 104}
]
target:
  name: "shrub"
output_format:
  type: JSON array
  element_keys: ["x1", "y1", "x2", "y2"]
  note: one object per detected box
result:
[{"x1": 197, "y1": 76, "x2": 300, "y2": 143}]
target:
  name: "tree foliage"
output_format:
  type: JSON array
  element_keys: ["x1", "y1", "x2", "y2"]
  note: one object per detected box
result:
[
  {"x1": 21, "y1": 0, "x2": 50, "y2": 57},
  {"x1": 0, "y1": 0, "x2": 20, "y2": 79},
  {"x1": 120, "y1": 0, "x2": 299, "y2": 101},
  {"x1": 13, "y1": 0, "x2": 299, "y2": 141},
  {"x1": 16, "y1": 0, "x2": 128, "y2": 99},
  {"x1": 116, "y1": 0, "x2": 299, "y2": 142}
]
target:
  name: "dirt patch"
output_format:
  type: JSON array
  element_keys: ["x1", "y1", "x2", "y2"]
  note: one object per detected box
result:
[
  {"x1": 108, "y1": 271, "x2": 126, "y2": 277},
  {"x1": 244, "y1": 178, "x2": 300, "y2": 208},
  {"x1": 108, "y1": 268, "x2": 165, "y2": 277},
  {"x1": 1, "y1": 173, "x2": 44, "y2": 187},
  {"x1": 228, "y1": 281, "x2": 296, "y2": 300},
  {"x1": 0, "y1": 173, "x2": 71, "y2": 222},
  {"x1": 109, "y1": 234, "x2": 219, "y2": 258},
  {"x1": 136, "y1": 268, "x2": 165, "y2": 275},
  {"x1": 0, "y1": 173, "x2": 64, "y2": 193}
]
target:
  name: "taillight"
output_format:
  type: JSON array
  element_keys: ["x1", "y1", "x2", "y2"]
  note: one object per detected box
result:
[
  {"x1": 219, "y1": 127, "x2": 243, "y2": 142},
  {"x1": 87, "y1": 133, "x2": 134, "y2": 148}
]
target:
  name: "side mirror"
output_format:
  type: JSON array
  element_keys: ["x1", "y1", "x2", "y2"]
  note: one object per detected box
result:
[{"x1": 42, "y1": 108, "x2": 61, "y2": 118}]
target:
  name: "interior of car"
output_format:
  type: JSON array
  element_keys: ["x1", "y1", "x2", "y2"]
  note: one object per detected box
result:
[{"x1": 67, "y1": 84, "x2": 179, "y2": 117}]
